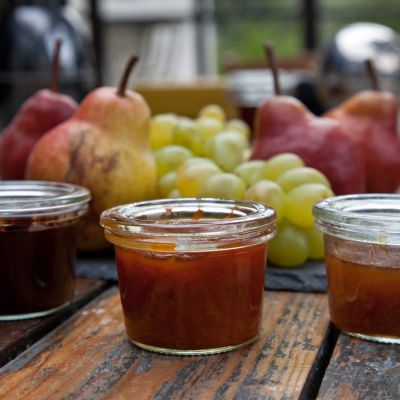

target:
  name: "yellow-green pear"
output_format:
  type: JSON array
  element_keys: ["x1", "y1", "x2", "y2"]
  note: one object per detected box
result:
[{"x1": 26, "y1": 55, "x2": 157, "y2": 251}]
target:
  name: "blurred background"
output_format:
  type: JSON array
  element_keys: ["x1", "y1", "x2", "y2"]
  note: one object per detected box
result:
[{"x1": 1, "y1": 0, "x2": 400, "y2": 128}]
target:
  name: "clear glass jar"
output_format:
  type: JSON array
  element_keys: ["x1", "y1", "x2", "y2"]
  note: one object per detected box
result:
[
  {"x1": 314, "y1": 194, "x2": 400, "y2": 344},
  {"x1": 0, "y1": 181, "x2": 90, "y2": 320},
  {"x1": 100, "y1": 198, "x2": 276, "y2": 355}
]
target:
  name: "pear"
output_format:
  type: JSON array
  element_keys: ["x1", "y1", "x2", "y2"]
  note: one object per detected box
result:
[
  {"x1": 0, "y1": 39, "x2": 78, "y2": 179},
  {"x1": 250, "y1": 44, "x2": 366, "y2": 195},
  {"x1": 26, "y1": 55, "x2": 157, "y2": 251},
  {"x1": 325, "y1": 60, "x2": 400, "y2": 193}
]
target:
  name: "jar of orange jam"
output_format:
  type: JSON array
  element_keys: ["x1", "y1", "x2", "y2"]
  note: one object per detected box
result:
[
  {"x1": 101, "y1": 198, "x2": 276, "y2": 355},
  {"x1": 0, "y1": 181, "x2": 90, "y2": 320},
  {"x1": 314, "y1": 194, "x2": 400, "y2": 344}
]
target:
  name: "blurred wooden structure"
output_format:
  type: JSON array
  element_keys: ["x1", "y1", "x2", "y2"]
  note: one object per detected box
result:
[{"x1": 134, "y1": 81, "x2": 238, "y2": 119}]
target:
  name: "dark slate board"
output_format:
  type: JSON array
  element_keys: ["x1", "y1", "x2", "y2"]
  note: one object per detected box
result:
[
  {"x1": 76, "y1": 256, "x2": 117, "y2": 281},
  {"x1": 76, "y1": 253, "x2": 327, "y2": 293},
  {"x1": 265, "y1": 260, "x2": 326, "y2": 293}
]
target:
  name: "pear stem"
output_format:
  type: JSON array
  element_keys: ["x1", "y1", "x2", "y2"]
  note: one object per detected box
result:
[
  {"x1": 264, "y1": 43, "x2": 281, "y2": 96},
  {"x1": 117, "y1": 55, "x2": 139, "y2": 97},
  {"x1": 365, "y1": 58, "x2": 380, "y2": 91},
  {"x1": 51, "y1": 38, "x2": 62, "y2": 93}
]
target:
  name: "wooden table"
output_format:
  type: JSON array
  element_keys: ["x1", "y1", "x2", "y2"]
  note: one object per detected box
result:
[{"x1": 0, "y1": 277, "x2": 398, "y2": 399}]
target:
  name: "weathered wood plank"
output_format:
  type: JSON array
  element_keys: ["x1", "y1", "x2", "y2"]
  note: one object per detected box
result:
[
  {"x1": 299, "y1": 323, "x2": 340, "y2": 400},
  {"x1": 317, "y1": 334, "x2": 400, "y2": 399},
  {"x1": 0, "y1": 278, "x2": 109, "y2": 367},
  {"x1": 0, "y1": 289, "x2": 329, "y2": 399}
]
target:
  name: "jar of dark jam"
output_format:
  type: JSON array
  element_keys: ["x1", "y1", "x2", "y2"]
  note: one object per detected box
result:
[
  {"x1": 101, "y1": 198, "x2": 276, "y2": 355},
  {"x1": 0, "y1": 181, "x2": 90, "y2": 320},
  {"x1": 314, "y1": 194, "x2": 400, "y2": 344}
]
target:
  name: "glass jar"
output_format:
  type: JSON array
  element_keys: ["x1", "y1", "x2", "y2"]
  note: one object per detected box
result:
[
  {"x1": 314, "y1": 194, "x2": 400, "y2": 344},
  {"x1": 0, "y1": 181, "x2": 90, "y2": 320},
  {"x1": 100, "y1": 198, "x2": 276, "y2": 355}
]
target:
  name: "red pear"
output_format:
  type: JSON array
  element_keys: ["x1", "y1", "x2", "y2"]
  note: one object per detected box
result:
[
  {"x1": 0, "y1": 39, "x2": 78, "y2": 180},
  {"x1": 325, "y1": 59, "x2": 400, "y2": 193},
  {"x1": 250, "y1": 44, "x2": 366, "y2": 195}
]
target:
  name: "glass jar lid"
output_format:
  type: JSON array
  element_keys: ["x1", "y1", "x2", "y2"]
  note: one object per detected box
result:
[
  {"x1": 314, "y1": 194, "x2": 400, "y2": 244},
  {"x1": 0, "y1": 181, "x2": 91, "y2": 226},
  {"x1": 101, "y1": 198, "x2": 276, "y2": 250}
]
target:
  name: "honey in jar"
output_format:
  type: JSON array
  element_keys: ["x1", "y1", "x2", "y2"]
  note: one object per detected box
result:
[
  {"x1": 0, "y1": 181, "x2": 90, "y2": 320},
  {"x1": 314, "y1": 194, "x2": 400, "y2": 343},
  {"x1": 101, "y1": 198, "x2": 276, "y2": 355}
]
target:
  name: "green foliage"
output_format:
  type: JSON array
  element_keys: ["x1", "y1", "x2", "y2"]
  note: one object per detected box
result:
[
  {"x1": 217, "y1": 19, "x2": 302, "y2": 67},
  {"x1": 214, "y1": 0, "x2": 400, "y2": 72}
]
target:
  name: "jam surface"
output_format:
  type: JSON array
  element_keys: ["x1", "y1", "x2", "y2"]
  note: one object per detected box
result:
[
  {"x1": 116, "y1": 243, "x2": 267, "y2": 351},
  {"x1": 326, "y1": 253, "x2": 400, "y2": 339},
  {"x1": 0, "y1": 225, "x2": 77, "y2": 315}
]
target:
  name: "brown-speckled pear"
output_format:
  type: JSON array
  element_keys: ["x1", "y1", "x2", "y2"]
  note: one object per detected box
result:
[{"x1": 26, "y1": 55, "x2": 157, "y2": 251}]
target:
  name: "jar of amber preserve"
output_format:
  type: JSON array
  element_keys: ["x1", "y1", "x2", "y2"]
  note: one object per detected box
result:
[
  {"x1": 314, "y1": 194, "x2": 400, "y2": 344},
  {"x1": 0, "y1": 181, "x2": 90, "y2": 320},
  {"x1": 101, "y1": 198, "x2": 276, "y2": 355}
]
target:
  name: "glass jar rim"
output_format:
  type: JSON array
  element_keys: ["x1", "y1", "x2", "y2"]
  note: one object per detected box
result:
[
  {"x1": 0, "y1": 181, "x2": 91, "y2": 221},
  {"x1": 100, "y1": 198, "x2": 276, "y2": 241},
  {"x1": 314, "y1": 194, "x2": 400, "y2": 243}
]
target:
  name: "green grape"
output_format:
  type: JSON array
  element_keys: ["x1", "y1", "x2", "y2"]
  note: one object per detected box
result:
[
  {"x1": 260, "y1": 153, "x2": 305, "y2": 181},
  {"x1": 268, "y1": 219, "x2": 309, "y2": 268},
  {"x1": 149, "y1": 113, "x2": 178, "y2": 150},
  {"x1": 225, "y1": 118, "x2": 251, "y2": 139},
  {"x1": 198, "y1": 104, "x2": 226, "y2": 122},
  {"x1": 196, "y1": 117, "x2": 224, "y2": 141},
  {"x1": 205, "y1": 131, "x2": 247, "y2": 172},
  {"x1": 177, "y1": 157, "x2": 217, "y2": 175},
  {"x1": 173, "y1": 117, "x2": 204, "y2": 156},
  {"x1": 302, "y1": 225, "x2": 325, "y2": 260},
  {"x1": 168, "y1": 188, "x2": 181, "y2": 198},
  {"x1": 245, "y1": 179, "x2": 286, "y2": 221},
  {"x1": 176, "y1": 162, "x2": 220, "y2": 197},
  {"x1": 154, "y1": 145, "x2": 193, "y2": 177},
  {"x1": 199, "y1": 172, "x2": 246, "y2": 199},
  {"x1": 277, "y1": 167, "x2": 332, "y2": 193},
  {"x1": 220, "y1": 130, "x2": 249, "y2": 149},
  {"x1": 234, "y1": 160, "x2": 265, "y2": 186},
  {"x1": 242, "y1": 148, "x2": 251, "y2": 162},
  {"x1": 157, "y1": 171, "x2": 177, "y2": 198},
  {"x1": 285, "y1": 183, "x2": 334, "y2": 228}
]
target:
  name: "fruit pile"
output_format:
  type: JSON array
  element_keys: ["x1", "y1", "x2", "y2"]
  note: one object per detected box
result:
[
  {"x1": 150, "y1": 105, "x2": 334, "y2": 268},
  {"x1": 3, "y1": 43, "x2": 398, "y2": 262}
]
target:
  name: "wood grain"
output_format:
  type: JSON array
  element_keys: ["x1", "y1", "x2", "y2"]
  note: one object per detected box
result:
[
  {"x1": 0, "y1": 278, "x2": 109, "y2": 367},
  {"x1": 0, "y1": 289, "x2": 329, "y2": 399},
  {"x1": 317, "y1": 333, "x2": 400, "y2": 399}
]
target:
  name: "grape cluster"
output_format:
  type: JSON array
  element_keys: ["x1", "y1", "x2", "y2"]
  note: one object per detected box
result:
[{"x1": 150, "y1": 105, "x2": 334, "y2": 268}]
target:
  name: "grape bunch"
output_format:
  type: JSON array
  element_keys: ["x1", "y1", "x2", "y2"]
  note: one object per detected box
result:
[{"x1": 149, "y1": 105, "x2": 334, "y2": 268}]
